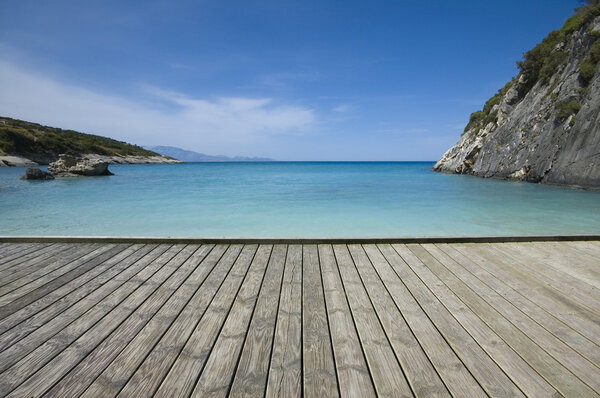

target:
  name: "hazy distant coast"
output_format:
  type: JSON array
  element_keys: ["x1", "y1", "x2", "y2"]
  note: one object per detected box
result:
[{"x1": 145, "y1": 146, "x2": 274, "y2": 162}]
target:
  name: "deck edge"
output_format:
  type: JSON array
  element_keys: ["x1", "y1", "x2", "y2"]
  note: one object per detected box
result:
[{"x1": 0, "y1": 235, "x2": 599, "y2": 244}]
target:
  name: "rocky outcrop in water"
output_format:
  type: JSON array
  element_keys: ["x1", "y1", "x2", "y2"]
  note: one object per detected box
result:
[
  {"x1": 20, "y1": 167, "x2": 55, "y2": 180},
  {"x1": 434, "y1": 5, "x2": 600, "y2": 190},
  {"x1": 48, "y1": 154, "x2": 114, "y2": 176}
]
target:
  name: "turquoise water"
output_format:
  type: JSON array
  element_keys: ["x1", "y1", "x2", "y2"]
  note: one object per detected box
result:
[{"x1": 1, "y1": 162, "x2": 599, "y2": 237}]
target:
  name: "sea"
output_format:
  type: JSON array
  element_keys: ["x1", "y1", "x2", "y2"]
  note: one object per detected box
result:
[{"x1": 1, "y1": 162, "x2": 599, "y2": 237}]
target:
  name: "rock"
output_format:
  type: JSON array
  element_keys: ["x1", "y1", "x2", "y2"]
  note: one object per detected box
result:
[
  {"x1": 0, "y1": 155, "x2": 38, "y2": 167},
  {"x1": 20, "y1": 167, "x2": 55, "y2": 180},
  {"x1": 48, "y1": 154, "x2": 114, "y2": 176},
  {"x1": 434, "y1": 14, "x2": 600, "y2": 190}
]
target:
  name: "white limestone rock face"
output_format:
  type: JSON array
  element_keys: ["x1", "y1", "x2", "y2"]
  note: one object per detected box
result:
[
  {"x1": 434, "y1": 15, "x2": 600, "y2": 190},
  {"x1": 48, "y1": 154, "x2": 114, "y2": 176},
  {"x1": 0, "y1": 155, "x2": 38, "y2": 167}
]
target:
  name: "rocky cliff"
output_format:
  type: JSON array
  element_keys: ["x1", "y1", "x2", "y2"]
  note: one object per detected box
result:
[{"x1": 434, "y1": 3, "x2": 600, "y2": 189}]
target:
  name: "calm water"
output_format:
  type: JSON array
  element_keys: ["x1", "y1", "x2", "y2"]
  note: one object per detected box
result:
[{"x1": 1, "y1": 162, "x2": 599, "y2": 237}]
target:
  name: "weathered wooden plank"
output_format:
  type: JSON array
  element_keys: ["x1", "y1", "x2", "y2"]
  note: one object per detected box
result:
[
  {"x1": 544, "y1": 242, "x2": 600, "y2": 284},
  {"x1": 511, "y1": 242, "x2": 600, "y2": 292},
  {"x1": 438, "y1": 243, "x2": 600, "y2": 368},
  {"x1": 464, "y1": 243, "x2": 600, "y2": 346},
  {"x1": 495, "y1": 243, "x2": 600, "y2": 309},
  {"x1": 333, "y1": 244, "x2": 413, "y2": 397},
  {"x1": 226, "y1": 244, "x2": 288, "y2": 397},
  {"x1": 420, "y1": 243, "x2": 600, "y2": 395},
  {"x1": 0, "y1": 244, "x2": 118, "y2": 306},
  {"x1": 82, "y1": 245, "x2": 237, "y2": 397},
  {"x1": 0, "y1": 244, "x2": 183, "y2": 395},
  {"x1": 568, "y1": 241, "x2": 600, "y2": 259},
  {"x1": 153, "y1": 244, "x2": 265, "y2": 398},
  {"x1": 0, "y1": 244, "x2": 151, "y2": 335},
  {"x1": 0, "y1": 243, "x2": 86, "y2": 282},
  {"x1": 3, "y1": 245, "x2": 197, "y2": 397},
  {"x1": 0, "y1": 243, "x2": 54, "y2": 272},
  {"x1": 0, "y1": 240, "x2": 595, "y2": 397},
  {"x1": 0, "y1": 244, "x2": 98, "y2": 296},
  {"x1": 318, "y1": 244, "x2": 375, "y2": 398},
  {"x1": 0, "y1": 243, "x2": 54, "y2": 271},
  {"x1": 348, "y1": 244, "x2": 450, "y2": 397},
  {"x1": 380, "y1": 244, "x2": 528, "y2": 397},
  {"x1": 113, "y1": 245, "x2": 238, "y2": 397},
  {"x1": 302, "y1": 244, "x2": 339, "y2": 398},
  {"x1": 46, "y1": 245, "x2": 216, "y2": 397},
  {"x1": 265, "y1": 245, "x2": 303, "y2": 398},
  {"x1": 363, "y1": 245, "x2": 487, "y2": 397},
  {"x1": 0, "y1": 243, "x2": 28, "y2": 258},
  {"x1": 404, "y1": 244, "x2": 570, "y2": 396},
  {"x1": 0, "y1": 244, "x2": 137, "y2": 320},
  {"x1": 0, "y1": 244, "x2": 148, "y2": 351}
]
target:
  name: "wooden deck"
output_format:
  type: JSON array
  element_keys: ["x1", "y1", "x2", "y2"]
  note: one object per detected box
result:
[{"x1": 0, "y1": 241, "x2": 599, "y2": 397}]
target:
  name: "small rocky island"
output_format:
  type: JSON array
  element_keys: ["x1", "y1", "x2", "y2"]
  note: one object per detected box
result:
[
  {"x1": 434, "y1": 2, "x2": 600, "y2": 190},
  {"x1": 20, "y1": 154, "x2": 114, "y2": 180}
]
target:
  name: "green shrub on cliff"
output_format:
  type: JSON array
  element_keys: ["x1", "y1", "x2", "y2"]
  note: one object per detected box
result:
[
  {"x1": 463, "y1": 79, "x2": 514, "y2": 135},
  {"x1": 579, "y1": 37, "x2": 600, "y2": 85},
  {"x1": 556, "y1": 100, "x2": 582, "y2": 121},
  {"x1": 517, "y1": 1, "x2": 600, "y2": 96}
]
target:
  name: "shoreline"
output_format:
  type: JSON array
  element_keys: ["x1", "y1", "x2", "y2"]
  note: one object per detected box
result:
[{"x1": 0, "y1": 153, "x2": 181, "y2": 167}]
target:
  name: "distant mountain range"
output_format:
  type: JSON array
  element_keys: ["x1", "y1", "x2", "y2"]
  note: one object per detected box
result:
[{"x1": 144, "y1": 146, "x2": 274, "y2": 162}]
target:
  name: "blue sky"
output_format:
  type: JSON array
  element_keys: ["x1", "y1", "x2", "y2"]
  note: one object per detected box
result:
[{"x1": 0, "y1": 0, "x2": 581, "y2": 160}]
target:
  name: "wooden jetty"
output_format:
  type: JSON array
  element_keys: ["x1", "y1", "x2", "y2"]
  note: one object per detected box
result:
[{"x1": 0, "y1": 238, "x2": 599, "y2": 397}]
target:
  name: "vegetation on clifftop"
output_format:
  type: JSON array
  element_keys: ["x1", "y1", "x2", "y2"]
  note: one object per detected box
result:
[
  {"x1": 0, "y1": 116, "x2": 158, "y2": 158},
  {"x1": 463, "y1": 1, "x2": 600, "y2": 136},
  {"x1": 517, "y1": 0, "x2": 600, "y2": 94}
]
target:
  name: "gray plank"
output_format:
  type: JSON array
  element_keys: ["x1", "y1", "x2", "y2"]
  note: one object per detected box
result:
[
  {"x1": 403, "y1": 244, "x2": 567, "y2": 396},
  {"x1": 496, "y1": 243, "x2": 600, "y2": 310},
  {"x1": 0, "y1": 244, "x2": 117, "y2": 306},
  {"x1": 302, "y1": 244, "x2": 339, "y2": 397},
  {"x1": 418, "y1": 243, "x2": 600, "y2": 395},
  {"x1": 348, "y1": 244, "x2": 450, "y2": 397},
  {"x1": 80, "y1": 244, "x2": 230, "y2": 397},
  {"x1": 0, "y1": 245, "x2": 82, "y2": 285},
  {"x1": 0, "y1": 244, "x2": 151, "y2": 335},
  {"x1": 0, "y1": 244, "x2": 136, "y2": 320},
  {"x1": 46, "y1": 245, "x2": 216, "y2": 397},
  {"x1": 318, "y1": 244, "x2": 375, "y2": 398},
  {"x1": 380, "y1": 244, "x2": 529, "y2": 397},
  {"x1": 0, "y1": 244, "x2": 148, "y2": 352},
  {"x1": 334, "y1": 244, "x2": 413, "y2": 397},
  {"x1": 568, "y1": 241, "x2": 600, "y2": 259},
  {"x1": 4, "y1": 245, "x2": 197, "y2": 397},
  {"x1": 363, "y1": 245, "x2": 487, "y2": 397},
  {"x1": 227, "y1": 245, "x2": 288, "y2": 397},
  {"x1": 438, "y1": 243, "x2": 600, "y2": 368},
  {"x1": 265, "y1": 245, "x2": 303, "y2": 398},
  {"x1": 0, "y1": 244, "x2": 183, "y2": 395},
  {"x1": 465, "y1": 243, "x2": 600, "y2": 346},
  {"x1": 152, "y1": 244, "x2": 261, "y2": 398},
  {"x1": 0, "y1": 243, "x2": 55, "y2": 271}
]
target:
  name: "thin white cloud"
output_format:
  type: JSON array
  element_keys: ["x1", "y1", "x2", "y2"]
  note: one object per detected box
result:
[
  {"x1": 258, "y1": 72, "x2": 319, "y2": 88},
  {"x1": 333, "y1": 104, "x2": 354, "y2": 113},
  {"x1": 0, "y1": 60, "x2": 316, "y2": 155},
  {"x1": 376, "y1": 128, "x2": 428, "y2": 135}
]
